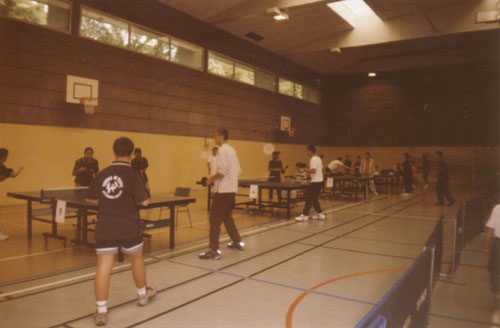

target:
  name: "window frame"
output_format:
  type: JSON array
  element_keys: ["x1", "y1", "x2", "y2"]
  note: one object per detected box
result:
[
  {"x1": 0, "y1": 0, "x2": 72, "y2": 34},
  {"x1": 79, "y1": 6, "x2": 204, "y2": 72}
]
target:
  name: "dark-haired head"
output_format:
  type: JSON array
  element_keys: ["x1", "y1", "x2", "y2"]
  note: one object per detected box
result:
[
  {"x1": 0, "y1": 148, "x2": 8, "y2": 160},
  {"x1": 113, "y1": 137, "x2": 134, "y2": 157},
  {"x1": 134, "y1": 148, "x2": 142, "y2": 155},
  {"x1": 215, "y1": 128, "x2": 229, "y2": 141},
  {"x1": 307, "y1": 145, "x2": 316, "y2": 154}
]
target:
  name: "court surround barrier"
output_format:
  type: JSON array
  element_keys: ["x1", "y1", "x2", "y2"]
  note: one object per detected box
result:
[
  {"x1": 448, "y1": 196, "x2": 490, "y2": 278},
  {"x1": 355, "y1": 217, "x2": 443, "y2": 328}
]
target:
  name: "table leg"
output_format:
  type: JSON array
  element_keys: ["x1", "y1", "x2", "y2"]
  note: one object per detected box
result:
[
  {"x1": 27, "y1": 200, "x2": 32, "y2": 239},
  {"x1": 169, "y1": 206, "x2": 175, "y2": 249}
]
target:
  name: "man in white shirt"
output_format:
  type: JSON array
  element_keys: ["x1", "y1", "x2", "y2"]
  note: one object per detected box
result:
[
  {"x1": 207, "y1": 147, "x2": 218, "y2": 176},
  {"x1": 484, "y1": 203, "x2": 500, "y2": 303},
  {"x1": 296, "y1": 145, "x2": 325, "y2": 221},
  {"x1": 326, "y1": 157, "x2": 349, "y2": 174},
  {"x1": 199, "y1": 128, "x2": 244, "y2": 260}
]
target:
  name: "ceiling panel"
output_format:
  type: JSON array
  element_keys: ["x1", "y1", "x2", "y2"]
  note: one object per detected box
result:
[{"x1": 156, "y1": 0, "x2": 499, "y2": 75}]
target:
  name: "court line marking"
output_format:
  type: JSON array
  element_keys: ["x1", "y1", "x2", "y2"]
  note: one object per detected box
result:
[
  {"x1": 285, "y1": 268, "x2": 407, "y2": 328},
  {"x1": 341, "y1": 209, "x2": 454, "y2": 222},
  {"x1": 0, "y1": 219, "x2": 297, "y2": 299},
  {"x1": 45, "y1": 197, "x2": 418, "y2": 326}
]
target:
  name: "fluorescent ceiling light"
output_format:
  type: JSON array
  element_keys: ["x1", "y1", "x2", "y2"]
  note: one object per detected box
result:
[
  {"x1": 327, "y1": 0, "x2": 378, "y2": 27},
  {"x1": 368, "y1": 72, "x2": 377, "y2": 77},
  {"x1": 267, "y1": 7, "x2": 289, "y2": 21}
]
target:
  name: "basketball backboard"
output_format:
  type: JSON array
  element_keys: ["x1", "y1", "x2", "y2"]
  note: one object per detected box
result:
[{"x1": 66, "y1": 75, "x2": 99, "y2": 105}]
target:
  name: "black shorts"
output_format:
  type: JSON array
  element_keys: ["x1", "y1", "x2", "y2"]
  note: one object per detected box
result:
[{"x1": 95, "y1": 237, "x2": 143, "y2": 255}]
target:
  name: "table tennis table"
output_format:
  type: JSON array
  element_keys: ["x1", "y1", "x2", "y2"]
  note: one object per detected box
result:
[
  {"x1": 7, "y1": 187, "x2": 196, "y2": 249},
  {"x1": 327, "y1": 175, "x2": 373, "y2": 201},
  {"x1": 207, "y1": 179, "x2": 309, "y2": 219}
]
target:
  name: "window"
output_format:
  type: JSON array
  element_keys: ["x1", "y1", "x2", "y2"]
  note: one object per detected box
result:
[
  {"x1": 80, "y1": 7, "x2": 203, "y2": 70},
  {"x1": 255, "y1": 69, "x2": 276, "y2": 92},
  {"x1": 278, "y1": 78, "x2": 294, "y2": 97},
  {"x1": 130, "y1": 25, "x2": 170, "y2": 60},
  {"x1": 170, "y1": 37, "x2": 203, "y2": 70},
  {"x1": 234, "y1": 62, "x2": 254, "y2": 85},
  {"x1": 279, "y1": 78, "x2": 321, "y2": 104},
  {"x1": 80, "y1": 8, "x2": 129, "y2": 48},
  {"x1": 0, "y1": 0, "x2": 71, "y2": 32},
  {"x1": 208, "y1": 52, "x2": 234, "y2": 79},
  {"x1": 208, "y1": 51, "x2": 279, "y2": 91}
]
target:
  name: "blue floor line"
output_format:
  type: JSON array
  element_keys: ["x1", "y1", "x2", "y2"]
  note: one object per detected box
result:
[{"x1": 166, "y1": 259, "x2": 377, "y2": 306}]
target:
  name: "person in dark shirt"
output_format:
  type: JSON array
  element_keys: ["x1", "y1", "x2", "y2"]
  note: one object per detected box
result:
[
  {"x1": 131, "y1": 148, "x2": 149, "y2": 191},
  {"x1": 422, "y1": 154, "x2": 430, "y2": 189},
  {"x1": 344, "y1": 154, "x2": 352, "y2": 173},
  {"x1": 402, "y1": 153, "x2": 414, "y2": 195},
  {"x1": 72, "y1": 147, "x2": 99, "y2": 187},
  {"x1": 353, "y1": 155, "x2": 361, "y2": 176},
  {"x1": 86, "y1": 137, "x2": 155, "y2": 326},
  {"x1": 435, "y1": 151, "x2": 455, "y2": 206},
  {"x1": 268, "y1": 151, "x2": 286, "y2": 199},
  {"x1": 0, "y1": 148, "x2": 24, "y2": 240}
]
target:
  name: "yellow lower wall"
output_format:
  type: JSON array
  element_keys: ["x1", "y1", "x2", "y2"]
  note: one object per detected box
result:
[{"x1": 0, "y1": 123, "x2": 498, "y2": 205}]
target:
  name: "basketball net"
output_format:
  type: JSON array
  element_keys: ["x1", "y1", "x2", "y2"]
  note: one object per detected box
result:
[{"x1": 80, "y1": 98, "x2": 97, "y2": 115}]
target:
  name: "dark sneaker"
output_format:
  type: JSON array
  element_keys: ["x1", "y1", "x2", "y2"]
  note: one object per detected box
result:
[
  {"x1": 199, "y1": 250, "x2": 221, "y2": 260},
  {"x1": 137, "y1": 286, "x2": 157, "y2": 306},
  {"x1": 227, "y1": 241, "x2": 245, "y2": 250},
  {"x1": 94, "y1": 311, "x2": 107, "y2": 326}
]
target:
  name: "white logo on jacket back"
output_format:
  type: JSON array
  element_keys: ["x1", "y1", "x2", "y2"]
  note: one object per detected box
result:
[{"x1": 102, "y1": 175, "x2": 124, "y2": 199}]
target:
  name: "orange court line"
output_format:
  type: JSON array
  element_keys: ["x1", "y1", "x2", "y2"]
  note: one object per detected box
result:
[{"x1": 285, "y1": 267, "x2": 407, "y2": 328}]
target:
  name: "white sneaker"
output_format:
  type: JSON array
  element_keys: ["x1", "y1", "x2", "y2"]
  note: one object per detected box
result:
[
  {"x1": 312, "y1": 213, "x2": 326, "y2": 220},
  {"x1": 0, "y1": 233, "x2": 8, "y2": 241},
  {"x1": 402, "y1": 193, "x2": 409, "y2": 197},
  {"x1": 295, "y1": 214, "x2": 309, "y2": 221}
]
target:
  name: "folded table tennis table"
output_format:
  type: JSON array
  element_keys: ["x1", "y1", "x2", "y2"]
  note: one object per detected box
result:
[{"x1": 7, "y1": 187, "x2": 196, "y2": 249}]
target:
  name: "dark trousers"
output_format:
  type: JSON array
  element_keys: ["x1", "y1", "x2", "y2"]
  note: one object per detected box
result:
[
  {"x1": 303, "y1": 182, "x2": 323, "y2": 215},
  {"x1": 436, "y1": 178, "x2": 454, "y2": 204},
  {"x1": 209, "y1": 193, "x2": 241, "y2": 251},
  {"x1": 489, "y1": 238, "x2": 500, "y2": 293},
  {"x1": 403, "y1": 173, "x2": 413, "y2": 193},
  {"x1": 269, "y1": 177, "x2": 280, "y2": 199}
]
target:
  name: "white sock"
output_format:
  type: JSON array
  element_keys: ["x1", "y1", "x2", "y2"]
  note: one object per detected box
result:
[
  {"x1": 96, "y1": 300, "x2": 107, "y2": 313},
  {"x1": 137, "y1": 286, "x2": 147, "y2": 297}
]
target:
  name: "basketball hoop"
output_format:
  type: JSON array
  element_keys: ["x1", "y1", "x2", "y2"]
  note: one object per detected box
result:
[
  {"x1": 287, "y1": 127, "x2": 296, "y2": 137},
  {"x1": 80, "y1": 97, "x2": 98, "y2": 115}
]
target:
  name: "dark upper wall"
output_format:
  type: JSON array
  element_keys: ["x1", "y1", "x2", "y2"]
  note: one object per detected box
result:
[
  {"x1": 0, "y1": 0, "x2": 325, "y2": 144},
  {"x1": 324, "y1": 63, "x2": 499, "y2": 147}
]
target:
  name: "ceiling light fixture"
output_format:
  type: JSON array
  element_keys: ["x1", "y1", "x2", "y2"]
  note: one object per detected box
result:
[
  {"x1": 327, "y1": 0, "x2": 378, "y2": 27},
  {"x1": 368, "y1": 72, "x2": 377, "y2": 77},
  {"x1": 267, "y1": 7, "x2": 289, "y2": 21}
]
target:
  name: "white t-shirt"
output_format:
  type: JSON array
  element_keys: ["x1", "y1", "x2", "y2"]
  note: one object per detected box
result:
[
  {"x1": 327, "y1": 160, "x2": 343, "y2": 172},
  {"x1": 486, "y1": 205, "x2": 500, "y2": 238},
  {"x1": 207, "y1": 155, "x2": 217, "y2": 176},
  {"x1": 309, "y1": 155, "x2": 323, "y2": 182},
  {"x1": 215, "y1": 143, "x2": 241, "y2": 193}
]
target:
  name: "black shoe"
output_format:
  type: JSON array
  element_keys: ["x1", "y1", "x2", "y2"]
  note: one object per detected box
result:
[
  {"x1": 199, "y1": 250, "x2": 221, "y2": 260},
  {"x1": 227, "y1": 241, "x2": 245, "y2": 250},
  {"x1": 448, "y1": 200, "x2": 455, "y2": 206},
  {"x1": 435, "y1": 202, "x2": 444, "y2": 206}
]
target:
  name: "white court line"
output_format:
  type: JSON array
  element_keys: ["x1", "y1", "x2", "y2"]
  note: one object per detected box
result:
[
  {"x1": 0, "y1": 247, "x2": 76, "y2": 263},
  {"x1": 0, "y1": 200, "x2": 374, "y2": 299},
  {"x1": 341, "y1": 209, "x2": 454, "y2": 222},
  {"x1": 0, "y1": 219, "x2": 294, "y2": 299}
]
